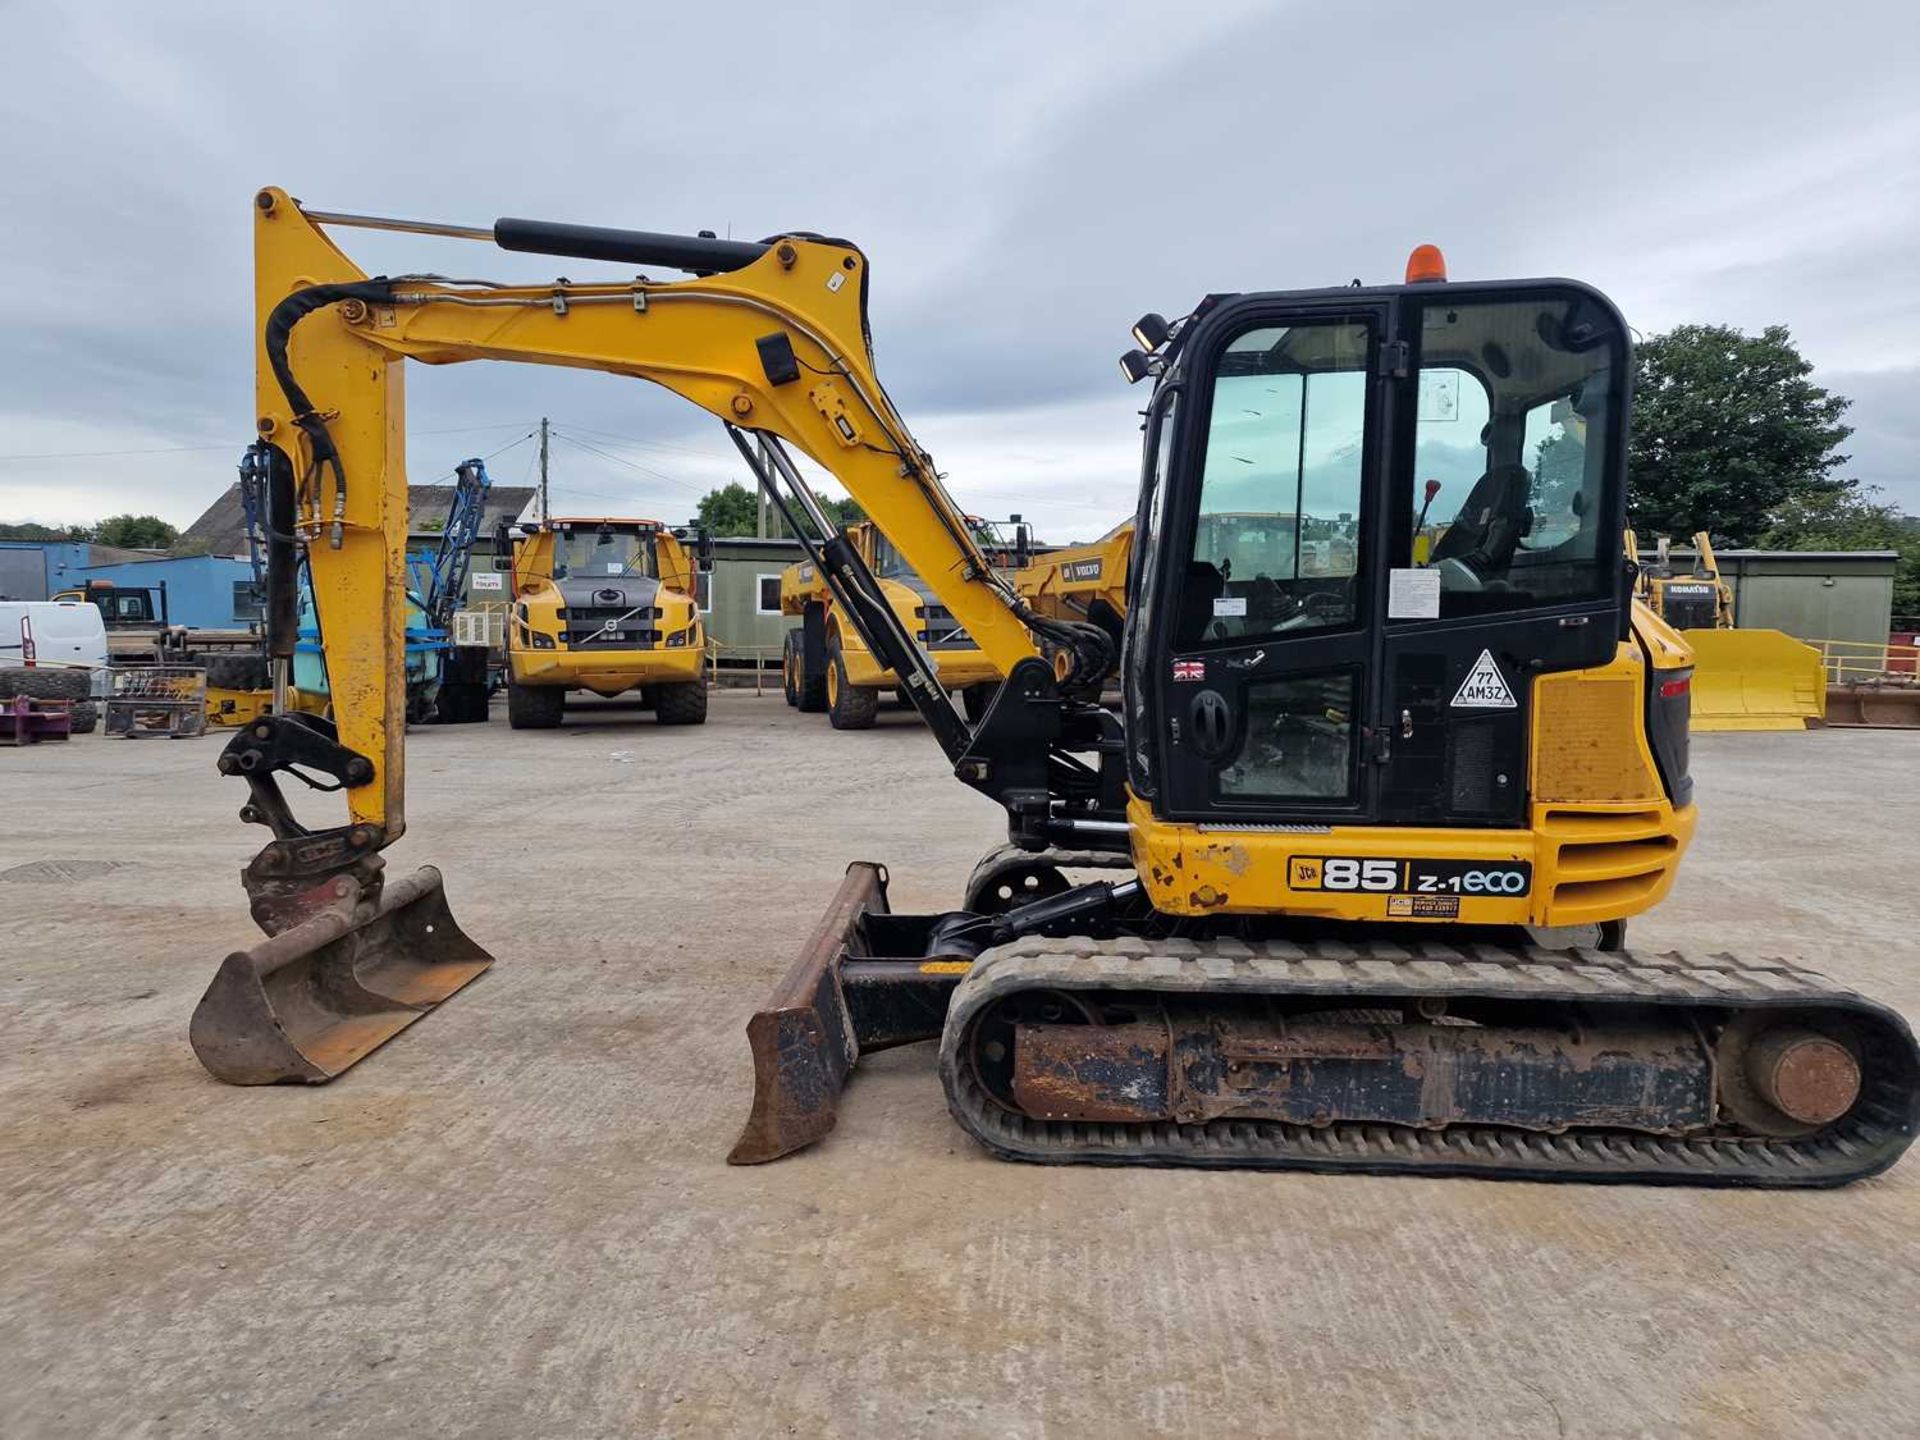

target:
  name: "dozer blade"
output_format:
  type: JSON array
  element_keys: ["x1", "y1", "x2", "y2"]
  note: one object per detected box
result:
[
  {"x1": 190, "y1": 865, "x2": 493, "y2": 1084},
  {"x1": 1686, "y1": 628, "x2": 1827, "y2": 731},
  {"x1": 729, "y1": 862, "x2": 963, "y2": 1163}
]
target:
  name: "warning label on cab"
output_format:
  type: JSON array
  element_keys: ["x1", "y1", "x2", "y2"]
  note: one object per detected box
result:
[{"x1": 1451, "y1": 648, "x2": 1517, "y2": 710}]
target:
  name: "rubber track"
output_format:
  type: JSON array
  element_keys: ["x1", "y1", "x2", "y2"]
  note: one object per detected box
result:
[{"x1": 938, "y1": 935, "x2": 1920, "y2": 1187}]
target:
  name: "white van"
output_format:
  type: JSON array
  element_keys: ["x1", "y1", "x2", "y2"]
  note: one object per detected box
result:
[{"x1": 0, "y1": 600, "x2": 110, "y2": 694}]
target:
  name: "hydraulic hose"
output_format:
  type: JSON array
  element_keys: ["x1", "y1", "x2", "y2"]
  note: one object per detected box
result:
[{"x1": 261, "y1": 279, "x2": 397, "y2": 546}]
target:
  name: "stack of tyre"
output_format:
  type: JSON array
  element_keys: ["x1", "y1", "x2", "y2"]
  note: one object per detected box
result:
[{"x1": 0, "y1": 668, "x2": 97, "y2": 733}]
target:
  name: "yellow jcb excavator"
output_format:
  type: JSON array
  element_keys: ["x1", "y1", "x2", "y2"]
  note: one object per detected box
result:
[{"x1": 190, "y1": 193, "x2": 1917, "y2": 1187}]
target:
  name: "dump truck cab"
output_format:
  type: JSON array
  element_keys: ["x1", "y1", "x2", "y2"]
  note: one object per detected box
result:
[
  {"x1": 780, "y1": 519, "x2": 1001, "y2": 728},
  {"x1": 504, "y1": 516, "x2": 710, "y2": 728},
  {"x1": 52, "y1": 578, "x2": 165, "y2": 628}
]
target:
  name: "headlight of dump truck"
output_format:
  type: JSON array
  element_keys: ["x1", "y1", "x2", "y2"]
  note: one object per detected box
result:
[
  {"x1": 666, "y1": 629, "x2": 688, "y2": 648},
  {"x1": 528, "y1": 632, "x2": 556, "y2": 649}
]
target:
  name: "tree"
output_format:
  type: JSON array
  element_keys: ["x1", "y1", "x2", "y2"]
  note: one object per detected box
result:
[
  {"x1": 93, "y1": 514, "x2": 178, "y2": 549},
  {"x1": 695, "y1": 481, "x2": 760, "y2": 537},
  {"x1": 1627, "y1": 323, "x2": 1853, "y2": 545},
  {"x1": 695, "y1": 481, "x2": 863, "y2": 537},
  {"x1": 1763, "y1": 486, "x2": 1920, "y2": 616},
  {"x1": 0, "y1": 521, "x2": 94, "y2": 541},
  {"x1": 817, "y1": 494, "x2": 865, "y2": 529}
]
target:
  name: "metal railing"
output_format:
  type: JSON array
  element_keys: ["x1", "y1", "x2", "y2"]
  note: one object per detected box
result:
[
  {"x1": 706, "y1": 638, "x2": 782, "y2": 695},
  {"x1": 1812, "y1": 636, "x2": 1919, "y2": 685}
]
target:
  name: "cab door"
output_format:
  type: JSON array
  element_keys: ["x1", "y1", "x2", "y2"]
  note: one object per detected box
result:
[
  {"x1": 1154, "y1": 301, "x2": 1393, "y2": 823},
  {"x1": 1376, "y1": 287, "x2": 1630, "y2": 828}
]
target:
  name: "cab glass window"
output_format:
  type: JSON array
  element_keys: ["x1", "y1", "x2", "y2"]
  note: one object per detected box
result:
[
  {"x1": 1179, "y1": 320, "x2": 1369, "y2": 648},
  {"x1": 552, "y1": 527, "x2": 656, "y2": 580},
  {"x1": 870, "y1": 531, "x2": 910, "y2": 580},
  {"x1": 1217, "y1": 670, "x2": 1358, "y2": 803},
  {"x1": 1406, "y1": 295, "x2": 1620, "y2": 617}
]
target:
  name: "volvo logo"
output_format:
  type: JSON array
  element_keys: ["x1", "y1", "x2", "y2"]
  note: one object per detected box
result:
[{"x1": 596, "y1": 588, "x2": 623, "y2": 602}]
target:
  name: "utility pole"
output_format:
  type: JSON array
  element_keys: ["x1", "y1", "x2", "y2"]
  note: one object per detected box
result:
[
  {"x1": 537, "y1": 417, "x2": 550, "y2": 523},
  {"x1": 755, "y1": 434, "x2": 777, "y2": 538}
]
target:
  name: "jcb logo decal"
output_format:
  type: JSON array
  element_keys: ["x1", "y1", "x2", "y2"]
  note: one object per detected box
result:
[{"x1": 1291, "y1": 858, "x2": 1323, "y2": 888}]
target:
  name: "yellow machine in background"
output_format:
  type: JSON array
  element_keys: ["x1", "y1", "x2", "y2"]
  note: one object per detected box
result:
[
  {"x1": 187, "y1": 193, "x2": 1918, "y2": 1190},
  {"x1": 503, "y1": 515, "x2": 710, "y2": 728},
  {"x1": 1012, "y1": 520, "x2": 1131, "y2": 642},
  {"x1": 1629, "y1": 529, "x2": 1826, "y2": 731},
  {"x1": 780, "y1": 519, "x2": 1000, "y2": 727}
]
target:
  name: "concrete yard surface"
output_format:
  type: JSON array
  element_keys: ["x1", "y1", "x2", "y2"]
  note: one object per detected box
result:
[{"x1": 2, "y1": 693, "x2": 1916, "y2": 1438}]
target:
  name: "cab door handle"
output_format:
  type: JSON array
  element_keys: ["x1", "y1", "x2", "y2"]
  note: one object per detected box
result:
[{"x1": 1188, "y1": 690, "x2": 1234, "y2": 760}]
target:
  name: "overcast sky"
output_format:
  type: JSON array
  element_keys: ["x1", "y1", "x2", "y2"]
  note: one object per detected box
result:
[{"x1": 2, "y1": 1, "x2": 1916, "y2": 543}]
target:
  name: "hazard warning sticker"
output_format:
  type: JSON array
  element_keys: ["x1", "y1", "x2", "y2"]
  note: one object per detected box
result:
[{"x1": 1451, "y1": 648, "x2": 1517, "y2": 710}]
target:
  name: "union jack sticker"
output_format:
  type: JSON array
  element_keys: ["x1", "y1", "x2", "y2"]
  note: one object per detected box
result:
[{"x1": 1172, "y1": 659, "x2": 1205, "y2": 682}]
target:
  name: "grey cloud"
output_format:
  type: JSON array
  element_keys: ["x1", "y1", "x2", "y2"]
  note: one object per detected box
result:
[{"x1": 1, "y1": 1, "x2": 1916, "y2": 537}]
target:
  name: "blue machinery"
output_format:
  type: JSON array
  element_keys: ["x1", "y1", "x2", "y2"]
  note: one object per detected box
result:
[{"x1": 246, "y1": 455, "x2": 497, "y2": 723}]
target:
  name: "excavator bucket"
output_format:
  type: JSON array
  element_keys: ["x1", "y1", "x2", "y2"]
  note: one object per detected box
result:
[
  {"x1": 729, "y1": 862, "x2": 962, "y2": 1163},
  {"x1": 1685, "y1": 629, "x2": 1827, "y2": 731},
  {"x1": 190, "y1": 865, "x2": 493, "y2": 1084},
  {"x1": 1825, "y1": 681, "x2": 1920, "y2": 728}
]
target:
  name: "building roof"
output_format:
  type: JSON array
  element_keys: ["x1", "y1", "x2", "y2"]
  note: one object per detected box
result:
[
  {"x1": 175, "y1": 481, "x2": 539, "y2": 555},
  {"x1": 710, "y1": 535, "x2": 808, "y2": 550},
  {"x1": 85, "y1": 543, "x2": 162, "y2": 564}
]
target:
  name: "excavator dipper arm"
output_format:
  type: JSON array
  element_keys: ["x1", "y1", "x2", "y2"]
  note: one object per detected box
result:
[{"x1": 192, "y1": 188, "x2": 1114, "y2": 1087}]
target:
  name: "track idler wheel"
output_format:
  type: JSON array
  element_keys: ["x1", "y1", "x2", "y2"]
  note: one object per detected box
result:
[{"x1": 1716, "y1": 1012, "x2": 1863, "y2": 1137}]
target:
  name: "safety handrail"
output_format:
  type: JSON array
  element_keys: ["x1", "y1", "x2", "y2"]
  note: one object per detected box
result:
[{"x1": 1809, "y1": 636, "x2": 1920, "y2": 685}]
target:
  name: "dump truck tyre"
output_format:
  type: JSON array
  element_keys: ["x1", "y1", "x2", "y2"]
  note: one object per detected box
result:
[
  {"x1": 826, "y1": 639, "x2": 878, "y2": 730},
  {"x1": 68, "y1": 700, "x2": 99, "y2": 734},
  {"x1": 0, "y1": 667, "x2": 91, "y2": 701},
  {"x1": 507, "y1": 678, "x2": 565, "y2": 729},
  {"x1": 433, "y1": 682, "x2": 490, "y2": 724},
  {"x1": 655, "y1": 678, "x2": 708, "y2": 726},
  {"x1": 796, "y1": 638, "x2": 828, "y2": 713},
  {"x1": 782, "y1": 634, "x2": 801, "y2": 707},
  {"x1": 204, "y1": 654, "x2": 271, "y2": 691}
]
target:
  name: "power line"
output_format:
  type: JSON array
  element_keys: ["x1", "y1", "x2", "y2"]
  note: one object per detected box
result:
[
  {"x1": 546, "y1": 428, "x2": 711, "y2": 495},
  {"x1": 546, "y1": 421, "x2": 735, "y2": 463},
  {"x1": 414, "y1": 430, "x2": 536, "y2": 485},
  {"x1": 0, "y1": 419, "x2": 541, "y2": 466},
  {"x1": 0, "y1": 443, "x2": 232, "y2": 463}
]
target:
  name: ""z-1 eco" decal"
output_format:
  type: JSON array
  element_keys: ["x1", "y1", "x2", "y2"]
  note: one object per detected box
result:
[{"x1": 1290, "y1": 856, "x2": 1532, "y2": 899}]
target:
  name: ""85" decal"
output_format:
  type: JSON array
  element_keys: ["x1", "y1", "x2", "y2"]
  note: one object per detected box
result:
[{"x1": 1291, "y1": 856, "x2": 1531, "y2": 896}]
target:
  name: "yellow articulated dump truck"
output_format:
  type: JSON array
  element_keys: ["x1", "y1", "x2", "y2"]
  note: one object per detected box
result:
[
  {"x1": 1013, "y1": 520, "x2": 1132, "y2": 645},
  {"x1": 504, "y1": 516, "x2": 711, "y2": 729},
  {"x1": 780, "y1": 520, "x2": 1000, "y2": 727}
]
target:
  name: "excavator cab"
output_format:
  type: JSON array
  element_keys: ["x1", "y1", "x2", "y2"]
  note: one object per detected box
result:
[{"x1": 1128, "y1": 279, "x2": 1637, "y2": 845}]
